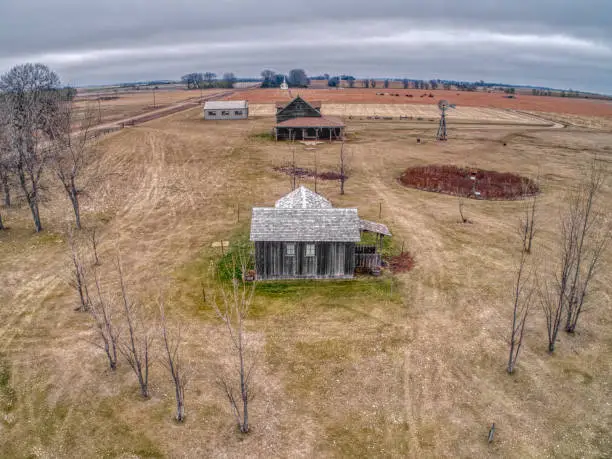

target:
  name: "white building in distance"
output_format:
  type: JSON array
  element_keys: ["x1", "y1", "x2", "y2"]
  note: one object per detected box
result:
[{"x1": 203, "y1": 100, "x2": 248, "y2": 120}]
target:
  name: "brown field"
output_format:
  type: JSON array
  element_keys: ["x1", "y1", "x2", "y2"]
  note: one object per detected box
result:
[
  {"x1": 74, "y1": 89, "x2": 223, "y2": 127},
  {"x1": 249, "y1": 103, "x2": 552, "y2": 125},
  {"x1": 224, "y1": 88, "x2": 612, "y2": 118},
  {"x1": 1, "y1": 104, "x2": 611, "y2": 457}
]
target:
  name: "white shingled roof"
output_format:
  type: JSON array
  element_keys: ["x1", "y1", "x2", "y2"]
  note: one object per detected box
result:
[
  {"x1": 250, "y1": 208, "x2": 361, "y2": 242},
  {"x1": 275, "y1": 186, "x2": 332, "y2": 209},
  {"x1": 250, "y1": 186, "x2": 360, "y2": 242},
  {"x1": 204, "y1": 100, "x2": 248, "y2": 110}
]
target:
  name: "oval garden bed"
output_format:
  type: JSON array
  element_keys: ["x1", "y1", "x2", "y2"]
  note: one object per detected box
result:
[{"x1": 399, "y1": 165, "x2": 539, "y2": 200}]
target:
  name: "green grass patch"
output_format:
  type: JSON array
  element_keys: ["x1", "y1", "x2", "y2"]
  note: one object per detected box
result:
[
  {"x1": 359, "y1": 231, "x2": 396, "y2": 258},
  {"x1": 251, "y1": 276, "x2": 401, "y2": 318},
  {"x1": 30, "y1": 231, "x2": 64, "y2": 248},
  {"x1": 249, "y1": 131, "x2": 275, "y2": 141},
  {"x1": 0, "y1": 355, "x2": 17, "y2": 414},
  {"x1": 216, "y1": 233, "x2": 254, "y2": 281},
  {"x1": 322, "y1": 413, "x2": 410, "y2": 456}
]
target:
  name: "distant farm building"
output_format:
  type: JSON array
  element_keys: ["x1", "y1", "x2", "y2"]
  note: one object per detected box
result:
[
  {"x1": 250, "y1": 186, "x2": 391, "y2": 280},
  {"x1": 274, "y1": 96, "x2": 345, "y2": 141},
  {"x1": 203, "y1": 100, "x2": 248, "y2": 120}
]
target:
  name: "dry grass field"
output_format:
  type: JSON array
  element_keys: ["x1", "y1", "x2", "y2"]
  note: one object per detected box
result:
[
  {"x1": 73, "y1": 89, "x2": 223, "y2": 127},
  {"x1": 225, "y1": 88, "x2": 612, "y2": 118},
  {"x1": 249, "y1": 103, "x2": 551, "y2": 126},
  {"x1": 0, "y1": 105, "x2": 611, "y2": 458}
]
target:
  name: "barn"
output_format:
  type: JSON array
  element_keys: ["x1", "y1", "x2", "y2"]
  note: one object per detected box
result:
[
  {"x1": 274, "y1": 96, "x2": 345, "y2": 141},
  {"x1": 203, "y1": 100, "x2": 248, "y2": 120},
  {"x1": 250, "y1": 186, "x2": 391, "y2": 280}
]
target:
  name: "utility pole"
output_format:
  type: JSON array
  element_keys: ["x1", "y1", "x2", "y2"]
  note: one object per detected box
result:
[
  {"x1": 97, "y1": 98, "x2": 102, "y2": 123},
  {"x1": 153, "y1": 87, "x2": 156, "y2": 109}
]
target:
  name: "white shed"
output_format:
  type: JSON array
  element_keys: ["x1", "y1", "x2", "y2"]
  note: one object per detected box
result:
[{"x1": 203, "y1": 100, "x2": 248, "y2": 120}]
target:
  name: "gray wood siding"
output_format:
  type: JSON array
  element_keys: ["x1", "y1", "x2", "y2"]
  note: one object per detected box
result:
[
  {"x1": 255, "y1": 241, "x2": 355, "y2": 280},
  {"x1": 204, "y1": 109, "x2": 248, "y2": 120}
]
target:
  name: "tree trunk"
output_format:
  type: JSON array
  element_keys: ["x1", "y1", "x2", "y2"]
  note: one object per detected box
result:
[
  {"x1": 19, "y1": 170, "x2": 43, "y2": 232},
  {"x1": 70, "y1": 185, "x2": 81, "y2": 230},
  {"x1": 176, "y1": 389, "x2": 185, "y2": 422},
  {"x1": 507, "y1": 334, "x2": 516, "y2": 374},
  {"x1": 0, "y1": 212, "x2": 4, "y2": 230},
  {"x1": 28, "y1": 197, "x2": 43, "y2": 232},
  {"x1": 2, "y1": 179, "x2": 9, "y2": 207}
]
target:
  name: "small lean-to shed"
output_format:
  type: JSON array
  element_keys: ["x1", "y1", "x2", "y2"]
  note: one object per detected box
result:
[
  {"x1": 250, "y1": 186, "x2": 360, "y2": 280},
  {"x1": 203, "y1": 100, "x2": 248, "y2": 120}
]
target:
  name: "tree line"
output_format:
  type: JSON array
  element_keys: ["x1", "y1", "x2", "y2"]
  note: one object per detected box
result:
[
  {"x1": 68, "y1": 231, "x2": 255, "y2": 430},
  {"x1": 260, "y1": 69, "x2": 308, "y2": 88},
  {"x1": 0, "y1": 63, "x2": 93, "y2": 232},
  {"x1": 180, "y1": 72, "x2": 236, "y2": 89}
]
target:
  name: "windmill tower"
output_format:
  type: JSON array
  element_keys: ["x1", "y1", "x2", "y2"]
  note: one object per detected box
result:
[{"x1": 436, "y1": 100, "x2": 455, "y2": 141}]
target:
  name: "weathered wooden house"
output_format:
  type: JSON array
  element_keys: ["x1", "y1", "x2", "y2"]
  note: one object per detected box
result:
[
  {"x1": 203, "y1": 100, "x2": 248, "y2": 120},
  {"x1": 250, "y1": 186, "x2": 391, "y2": 280},
  {"x1": 274, "y1": 96, "x2": 345, "y2": 141}
]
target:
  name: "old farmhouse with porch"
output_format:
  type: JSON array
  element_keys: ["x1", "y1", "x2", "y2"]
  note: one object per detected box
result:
[
  {"x1": 250, "y1": 186, "x2": 391, "y2": 280},
  {"x1": 274, "y1": 96, "x2": 345, "y2": 141}
]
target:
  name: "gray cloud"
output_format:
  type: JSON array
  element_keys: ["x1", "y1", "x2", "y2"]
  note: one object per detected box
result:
[{"x1": 0, "y1": 1, "x2": 611, "y2": 93}]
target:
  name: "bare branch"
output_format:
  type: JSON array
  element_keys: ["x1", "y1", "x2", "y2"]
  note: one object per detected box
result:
[
  {"x1": 67, "y1": 229, "x2": 90, "y2": 312},
  {"x1": 89, "y1": 268, "x2": 120, "y2": 370},
  {"x1": 159, "y1": 298, "x2": 188, "y2": 422},
  {"x1": 209, "y1": 251, "x2": 255, "y2": 433},
  {"x1": 507, "y1": 249, "x2": 533, "y2": 373},
  {"x1": 116, "y1": 257, "x2": 152, "y2": 398}
]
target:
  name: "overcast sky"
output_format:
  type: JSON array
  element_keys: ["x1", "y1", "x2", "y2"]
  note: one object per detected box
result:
[{"x1": 1, "y1": 1, "x2": 611, "y2": 93}]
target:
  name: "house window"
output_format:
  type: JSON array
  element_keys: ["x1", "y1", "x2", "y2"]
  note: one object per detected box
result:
[
  {"x1": 234, "y1": 110, "x2": 243, "y2": 116},
  {"x1": 221, "y1": 110, "x2": 230, "y2": 116},
  {"x1": 207, "y1": 111, "x2": 216, "y2": 116},
  {"x1": 305, "y1": 243, "x2": 315, "y2": 257},
  {"x1": 285, "y1": 243, "x2": 295, "y2": 256}
]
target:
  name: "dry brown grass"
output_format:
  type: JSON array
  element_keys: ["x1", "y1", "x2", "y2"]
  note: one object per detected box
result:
[
  {"x1": 73, "y1": 89, "x2": 221, "y2": 127},
  {"x1": 0, "y1": 107, "x2": 611, "y2": 458},
  {"x1": 249, "y1": 103, "x2": 551, "y2": 126}
]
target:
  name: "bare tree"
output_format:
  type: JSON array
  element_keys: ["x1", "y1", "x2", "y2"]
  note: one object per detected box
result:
[
  {"x1": 117, "y1": 260, "x2": 152, "y2": 398},
  {"x1": 519, "y1": 182, "x2": 538, "y2": 253},
  {"x1": 51, "y1": 102, "x2": 97, "y2": 230},
  {"x1": 90, "y1": 227, "x2": 101, "y2": 266},
  {"x1": 563, "y1": 161, "x2": 609, "y2": 333},
  {"x1": 539, "y1": 161, "x2": 608, "y2": 352},
  {"x1": 89, "y1": 269, "x2": 120, "y2": 370},
  {"x1": 68, "y1": 231, "x2": 90, "y2": 312},
  {"x1": 292, "y1": 145, "x2": 297, "y2": 191},
  {"x1": 540, "y1": 213, "x2": 576, "y2": 353},
  {"x1": 458, "y1": 198, "x2": 469, "y2": 223},
  {"x1": 0, "y1": 63, "x2": 62, "y2": 232},
  {"x1": 339, "y1": 141, "x2": 348, "y2": 195},
  {"x1": 507, "y1": 248, "x2": 533, "y2": 373},
  {"x1": 314, "y1": 150, "x2": 318, "y2": 193},
  {"x1": 0, "y1": 106, "x2": 13, "y2": 208},
  {"x1": 159, "y1": 299, "x2": 188, "y2": 422},
  {"x1": 210, "y1": 255, "x2": 255, "y2": 434}
]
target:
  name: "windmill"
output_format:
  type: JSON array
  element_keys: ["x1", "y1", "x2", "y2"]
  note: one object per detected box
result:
[{"x1": 436, "y1": 100, "x2": 456, "y2": 141}]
